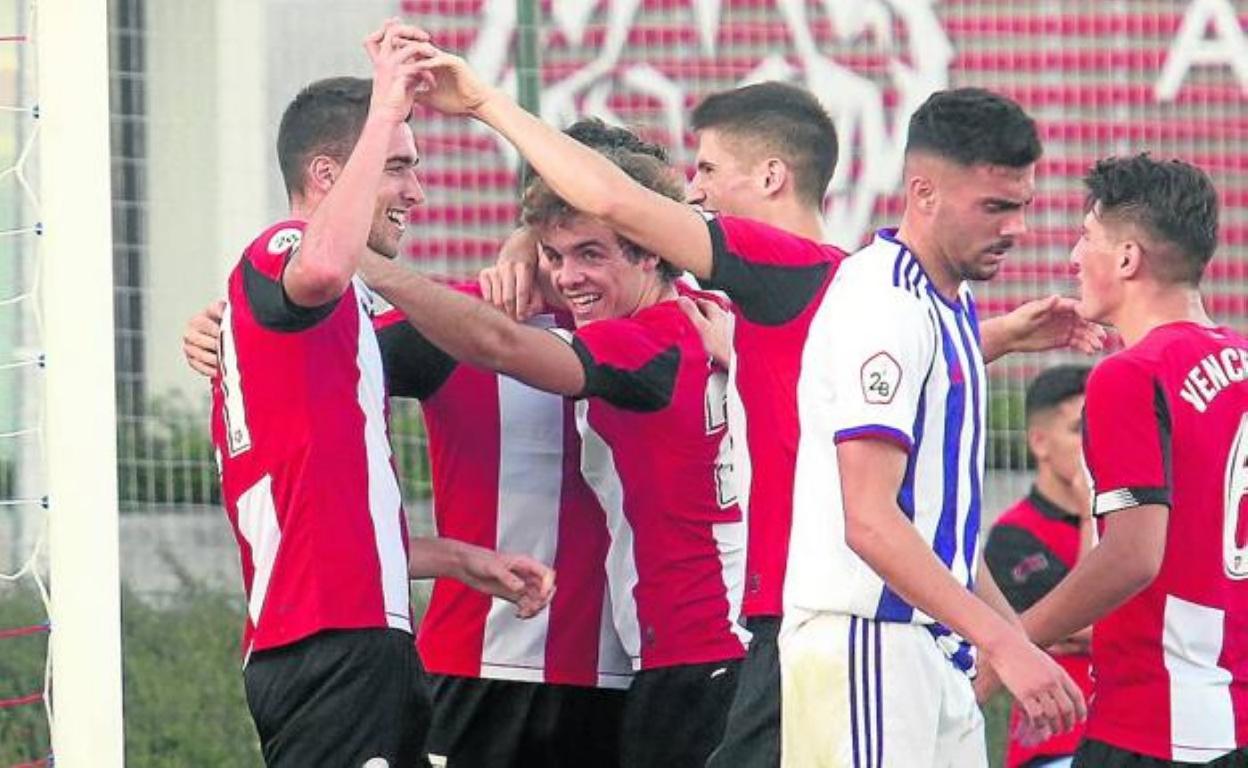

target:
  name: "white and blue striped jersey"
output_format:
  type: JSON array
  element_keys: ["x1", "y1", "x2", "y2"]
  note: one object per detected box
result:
[{"x1": 784, "y1": 229, "x2": 987, "y2": 628}]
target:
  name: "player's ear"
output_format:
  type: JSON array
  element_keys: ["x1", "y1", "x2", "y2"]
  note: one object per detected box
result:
[
  {"x1": 307, "y1": 155, "x2": 340, "y2": 194},
  {"x1": 761, "y1": 158, "x2": 788, "y2": 199},
  {"x1": 1027, "y1": 423, "x2": 1048, "y2": 463},
  {"x1": 906, "y1": 171, "x2": 936, "y2": 214},
  {"x1": 1119, "y1": 239, "x2": 1144, "y2": 279}
]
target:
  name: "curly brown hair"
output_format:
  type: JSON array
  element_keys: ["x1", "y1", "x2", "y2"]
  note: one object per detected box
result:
[{"x1": 520, "y1": 147, "x2": 686, "y2": 281}]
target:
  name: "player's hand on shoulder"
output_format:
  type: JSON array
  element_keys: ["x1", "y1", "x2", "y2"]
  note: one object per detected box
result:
[
  {"x1": 677, "y1": 295, "x2": 733, "y2": 368},
  {"x1": 182, "y1": 300, "x2": 225, "y2": 378},
  {"x1": 983, "y1": 626, "x2": 1086, "y2": 737},
  {"x1": 480, "y1": 228, "x2": 543, "y2": 320}
]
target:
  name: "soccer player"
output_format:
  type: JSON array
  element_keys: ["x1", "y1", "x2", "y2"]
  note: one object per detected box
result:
[
  {"x1": 984, "y1": 365, "x2": 1095, "y2": 768},
  {"x1": 356, "y1": 142, "x2": 749, "y2": 768},
  {"x1": 778, "y1": 87, "x2": 1085, "y2": 767},
  {"x1": 208, "y1": 24, "x2": 552, "y2": 767},
  {"x1": 399, "y1": 37, "x2": 1098, "y2": 767},
  {"x1": 1019, "y1": 155, "x2": 1248, "y2": 765}
]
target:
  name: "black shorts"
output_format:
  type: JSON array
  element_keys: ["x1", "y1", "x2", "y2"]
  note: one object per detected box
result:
[
  {"x1": 706, "y1": 616, "x2": 781, "y2": 768},
  {"x1": 243, "y1": 628, "x2": 432, "y2": 768},
  {"x1": 425, "y1": 675, "x2": 626, "y2": 768},
  {"x1": 1074, "y1": 739, "x2": 1248, "y2": 767},
  {"x1": 620, "y1": 657, "x2": 741, "y2": 768}
]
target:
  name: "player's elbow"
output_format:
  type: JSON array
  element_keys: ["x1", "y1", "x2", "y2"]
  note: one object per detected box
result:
[
  {"x1": 1121, "y1": 544, "x2": 1164, "y2": 594},
  {"x1": 844, "y1": 507, "x2": 888, "y2": 562},
  {"x1": 285, "y1": 253, "x2": 352, "y2": 306}
]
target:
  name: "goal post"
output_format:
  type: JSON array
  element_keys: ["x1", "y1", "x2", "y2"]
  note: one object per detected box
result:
[{"x1": 36, "y1": 1, "x2": 125, "y2": 765}]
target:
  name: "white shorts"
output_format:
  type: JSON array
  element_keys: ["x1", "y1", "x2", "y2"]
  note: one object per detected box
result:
[{"x1": 779, "y1": 610, "x2": 987, "y2": 768}]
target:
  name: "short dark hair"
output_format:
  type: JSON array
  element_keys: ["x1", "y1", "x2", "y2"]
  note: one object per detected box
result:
[
  {"x1": 691, "y1": 81, "x2": 838, "y2": 208},
  {"x1": 1024, "y1": 365, "x2": 1090, "y2": 424},
  {"x1": 277, "y1": 77, "x2": 372, "y2": 199},
  {"x1": 906, "y1": 88, "x2": 1042, "y2": 169},
  {"x1": 521, "y1": 147, "x2": 684, "y2": 281},
  {"x1": 1083, "y1": 153, "x2": 1219, "y2": 285}
]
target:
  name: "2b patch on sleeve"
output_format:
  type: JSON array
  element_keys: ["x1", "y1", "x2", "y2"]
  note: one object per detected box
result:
[{"x1": 860, "y1": 352, "x2": 901, "y2": 404}]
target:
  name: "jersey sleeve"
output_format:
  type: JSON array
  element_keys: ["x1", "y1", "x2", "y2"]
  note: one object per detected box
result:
[
  {"x1": 705, "y1": 215, "x2": 840, "y2": 326},
  {"x1": 1083, "y1": 356, "x2": 1173, "y2": 516},
  {"x1": 374, "y1": 309, "x2": 457, "y2": 400},
  {"x1": 241, "y1": 222, "x2": 339, "y2": 331},
  {"x1": 826, "y1": 283, "x2": 936, "y2": 453},
  {"x1": 564, "y1": 318, "x2": 680, "y2": 413},
  {"x1": 983, "y1": 523, "x2": 1071, "y2": 613}
]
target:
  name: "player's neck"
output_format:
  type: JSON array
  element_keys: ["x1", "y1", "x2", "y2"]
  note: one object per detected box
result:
[
  {"x1": 289, "y1": 198, "x2": 316, "y2": 221},
  {"x1": 634, "y1": 278, "x2": 678, "y2": 314},
  {"x1": 1033, "y1": 468, "x2": 1082, "y2": 519},
  {"x1": 893, "y1": 221, "x2": 961, "y2": 302},
  {"x1": 760, "y1": 202, "x2": 825, "y2": 243},
  {"x1": 1111, "y1": 284, "x2": 1212, "y2": 347}
]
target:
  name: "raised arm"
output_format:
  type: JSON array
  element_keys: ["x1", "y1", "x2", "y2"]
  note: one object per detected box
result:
[
  {"x1": 403, "y1": 41, "x2": 716, "y2": 280},
  {"x1": 284, "y1": 23, "x2": 429, "y2": 306}
]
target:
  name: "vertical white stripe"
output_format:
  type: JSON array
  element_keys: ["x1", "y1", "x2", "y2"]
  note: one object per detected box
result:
[
  {"x1": 597, "y1": 581, "x2": 635, "y2": 689},
  {"x1": 354, "y1": 278, "x2": 411, "y2": 631},
  {"x1": 576, "y1": 400, "x2": 643, "y2": 667},
  {"x1": 727, "y1": 349, "x2": 751, "y2": 517},
  {"x1": 218, "y1": 302, "x2": 252, "y2": 457},
  {"x1": 1163, "y1": 595, "x2": 1235, "y2": 760},
  {"x1": 714, "y1": 519, "x2": 751, "y2": 648},
  {"x1": 481, "y1": 372, "x2": 562, "y2": 673},
  {"x1": 236, "y1": 474, "x2": 279, "y2": 626}
]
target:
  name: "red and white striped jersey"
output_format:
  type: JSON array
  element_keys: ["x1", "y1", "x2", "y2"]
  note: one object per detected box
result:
[
  {"x1": 565, "y1": 286, "x2": 749, "y2": 671},
  {"x1": 211, "y1": 220, "x2": 412, "y2": 660},
  {"x1": 376, "y1": 288, "x2": 632, "y2": 689},
  {"x1": 704, "y1": 216, "x2": 847, "y2": 619},
  {"x1": 1083, "y1": 322, "x2": 1248, "y2": 761}
]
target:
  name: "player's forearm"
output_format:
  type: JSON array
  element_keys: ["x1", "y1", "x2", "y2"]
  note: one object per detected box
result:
[
  {"x1": 287, "y1": 115, "x2": 396, "y2": 305},
  {"x1": 846, "y1": 503, "x2": 1017, "y2": 652},
  {"x1": 472, "y1": 92, "x2": 713, "y2": 280},
  {"x1": 365, "y1": 254, "x2": 529, "y2": 366},
  {"x1": 364, "y1": 254, "x2": 585, "y2": 395},
  {"x1": 408, "y1": 536, "x2": 478, "y2": 580},
  {"x1": 979, "y1": 316, "x2": 1011, "y2": 363},
  {"x1": 973, "y1": 559, "x2": 1024, "y2": 630},
  {"x1": 1022, "y1": 513, "x2": 1164, "y2": 647}
]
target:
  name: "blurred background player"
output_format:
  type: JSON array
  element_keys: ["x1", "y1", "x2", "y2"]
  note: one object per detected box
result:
[
  {"x1": 354, "y1": 130, "x2": 748, "y2": 766},
  {"x1": 779, "y1": 87, "x2": 1085, "y2": 768},
  {"x1": 1022, "y1": 154, "x2": 1248, "y2": 765},
  {"x1": 984, "y1": 364, "x2": 1095, "y2": 768}
]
